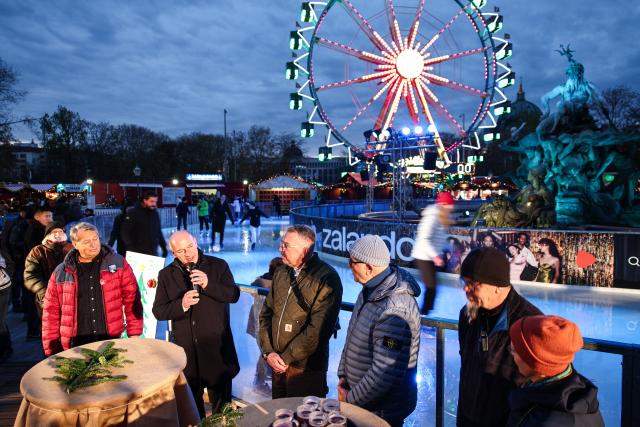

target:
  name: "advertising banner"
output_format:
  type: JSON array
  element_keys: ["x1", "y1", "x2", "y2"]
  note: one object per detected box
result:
[
  {"x1": 125, "y1": 251, "x2": 166, "y2": 338},
  {"x1": 292, "y1": 211, "x2": 634, "y2": 289},
  {"x1": 614, "y1": 234, "x2": 640, "y2": 290}
]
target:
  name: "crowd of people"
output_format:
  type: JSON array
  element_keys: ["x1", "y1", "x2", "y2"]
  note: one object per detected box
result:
[
  {"x1": 186, "y1": 194, "x2": 270, "y2": 251},
  {"x1": 0, "y1": 192, "x2": 605, "y2": 426}
]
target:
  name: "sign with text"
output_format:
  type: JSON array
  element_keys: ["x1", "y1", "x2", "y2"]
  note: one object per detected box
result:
[
  {"x1": 126, "y1": 251, "x2": 166, "y2": 339},
  {"x1": 186, "y1": 173, "x2": 224, "y2": 181},
  {"x1": 162, "y1": 187, "x2": 185, "y2": 205}
]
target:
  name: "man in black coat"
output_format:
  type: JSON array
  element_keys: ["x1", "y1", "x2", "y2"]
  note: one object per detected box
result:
[
  {"x1": 457, "y1": 247, "x2": 542, "y2": 427},
  {"x1": 23, "y1": 208, "x2": 54, "y2": 340},
  {"x1": 107, "y1": 206, "x2": 127, "y2": 257},
  {"x1": 176, "y1": 197, "x2": 190, "y2": 231},
  {"x1": 152, "y1": 230, "x2": 240, "y2": 418},
  {"x1": 121, "y1": 191, "x2": 168, "y2": 257},
  {"x1": 210, "y1": 194, "x2": 234, "y2": 250}
]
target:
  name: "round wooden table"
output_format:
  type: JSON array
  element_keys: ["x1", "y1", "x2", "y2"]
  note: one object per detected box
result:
[
  {"x1": 14, "y1": 337, "x2": 200, "y2": 427},
  {"x1": 238, "y1": 397, "x2": 390, "y2": 427}
]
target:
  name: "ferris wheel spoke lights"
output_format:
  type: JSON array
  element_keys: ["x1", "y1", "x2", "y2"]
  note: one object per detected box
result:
[{"x1": 288, "y1": 0, "x2": 515, "y2": 170}]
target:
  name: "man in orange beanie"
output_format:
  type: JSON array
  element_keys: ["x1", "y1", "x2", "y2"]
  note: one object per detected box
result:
[{"x1": 507, "y1": 315, "x2": 604, "y2": 426}]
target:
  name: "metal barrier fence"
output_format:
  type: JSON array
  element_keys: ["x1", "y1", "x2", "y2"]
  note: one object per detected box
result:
[
  {"x1": 66, "y1": 207, "x2": 200, "y2": 242},
  {"x1": 238, "y1": 283, "x2": 640, "y2": 427}
]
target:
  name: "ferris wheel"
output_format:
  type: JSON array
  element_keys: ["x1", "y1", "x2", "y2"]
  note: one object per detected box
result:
[{"x1": 286, "y1": 0, "x2": 515, "y2": 169}]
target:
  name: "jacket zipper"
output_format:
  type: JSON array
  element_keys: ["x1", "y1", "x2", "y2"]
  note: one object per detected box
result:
[
  {"x1": 276, "y1": 285, "x2": 293, "y2": 351},
  {"x1": 100, "y1": 268, "x2": 110, "y2": 335}
]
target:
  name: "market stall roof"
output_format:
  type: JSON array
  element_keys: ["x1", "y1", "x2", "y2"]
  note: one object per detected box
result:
[
  {"x1": 30, "y1": 184, "x2": 55, "y2": 191},
  {"x1": 0, "y1": 183, "x2": 26, "y2": 192},
  {"x1": 119, "y1": 183, "x2": 163, "y2": 188},
  {"x1": 253, "y1": 175, "x2": 315, "y2": 190}
]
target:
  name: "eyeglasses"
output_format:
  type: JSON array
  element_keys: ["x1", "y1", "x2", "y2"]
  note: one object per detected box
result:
[
  {"x1": 279, "y1": 241, "x2": 300, "y2": 250},
  {"x1": 174, "y1": 244, "x2": 195, "y2": 256},
  {"x1": 460, "y1": 278, "x2": 481, "y2": 289},
  {"x1": 348, "y1": 258, "x2": 365, "y2": 267}
]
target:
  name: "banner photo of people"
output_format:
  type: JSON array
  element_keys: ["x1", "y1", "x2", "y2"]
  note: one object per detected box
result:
[
  {"x1": 295, "y1": 212, "x2": 635, "y2": 288},
  {"x1": 438, "y1": 228, "x2": 617, "y2": 287},
  {"x1": 125, "y1": 251, "x2": 166, "y2": 339}
]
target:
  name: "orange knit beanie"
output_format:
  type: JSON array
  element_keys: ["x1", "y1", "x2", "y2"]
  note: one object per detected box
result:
[{"x1": 509, "y1": 315, "x2": 583, "y2": 377}]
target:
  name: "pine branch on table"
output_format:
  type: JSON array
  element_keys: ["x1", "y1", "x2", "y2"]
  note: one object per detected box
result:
[{"x1": 44, "y1": 341, "x2": 133, "y2": 393}]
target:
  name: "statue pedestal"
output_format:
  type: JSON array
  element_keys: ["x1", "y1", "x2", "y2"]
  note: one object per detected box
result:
[{"x1": 555, "y1": 193, "x2": 585, "y2": 225}]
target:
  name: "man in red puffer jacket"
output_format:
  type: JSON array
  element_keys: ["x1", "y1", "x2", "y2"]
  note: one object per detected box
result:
[{"x1": 42, "y1": 222, "x2": 143, "y2": 356}]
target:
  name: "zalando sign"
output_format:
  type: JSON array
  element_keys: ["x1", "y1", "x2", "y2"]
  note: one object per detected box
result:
[{"x1": 320, "y1": 227, "x2": 416, "y2": 261}]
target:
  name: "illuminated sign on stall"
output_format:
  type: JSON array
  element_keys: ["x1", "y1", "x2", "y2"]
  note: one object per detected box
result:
[{"x1": 185, "y1": 174, "x2": 224, "y2": 181}]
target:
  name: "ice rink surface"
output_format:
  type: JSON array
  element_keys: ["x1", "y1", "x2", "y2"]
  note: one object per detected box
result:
[{"x1": 156, "y1": 218, "x2": 638, "y2": 426}]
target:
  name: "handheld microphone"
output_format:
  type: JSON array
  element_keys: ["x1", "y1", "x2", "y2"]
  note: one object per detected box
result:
[{"x1": 185, "y1": 263, "x2": 198, "y2": 293}]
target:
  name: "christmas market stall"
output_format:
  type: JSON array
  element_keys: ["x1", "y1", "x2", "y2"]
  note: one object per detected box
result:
[{"x1": 249, "y1": 175, "x2": 316, "y2": 213}]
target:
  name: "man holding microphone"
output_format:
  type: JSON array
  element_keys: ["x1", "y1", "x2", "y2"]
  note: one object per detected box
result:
[{"x1": 153, "y1": 231, "x2": 240, "y2": 418}]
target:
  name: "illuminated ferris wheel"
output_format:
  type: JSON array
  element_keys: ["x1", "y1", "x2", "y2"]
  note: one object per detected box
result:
[{"x1": 286, "y1": 0, "x2": 515, "y2": 168}]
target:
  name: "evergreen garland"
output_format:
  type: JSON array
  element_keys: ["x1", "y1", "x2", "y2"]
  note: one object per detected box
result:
[
  {"x1": 202, "y1": 402, "x2": 244, "y2": 426},
  {"x1": 44, "y1": 341, "x2": 133, "y2": 394}
]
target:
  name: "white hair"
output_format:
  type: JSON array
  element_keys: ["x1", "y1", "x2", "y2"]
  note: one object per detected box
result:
[{"x1": 69, "y1": 222, "x2": 98, "y2": 243}]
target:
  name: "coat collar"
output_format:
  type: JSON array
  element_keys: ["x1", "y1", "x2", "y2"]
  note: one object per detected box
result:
[
  {"x1": 172, "y1": 249, "x2": 206, "y2": 274},
  {"x1": 363, "y1": 266, "x2": 421, "y2": 302}
]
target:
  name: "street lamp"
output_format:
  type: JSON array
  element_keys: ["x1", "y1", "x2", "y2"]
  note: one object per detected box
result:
[
  {"x1": 133, "y1": 165, "x2": 142, "y2": 197},
  {"x1": 242, "y1": 179, "x2": 248, "y2": 198},
  {"x1": 172, "y1": 178, "x2": 179, "y2": 185}
]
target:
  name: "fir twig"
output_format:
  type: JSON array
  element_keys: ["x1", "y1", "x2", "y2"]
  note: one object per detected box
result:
[
  {"x1": 44, "y1": 341, "x2": 133, "y2": 393},
  {"x1": 202, "y1": 402, "x2": 244, "y2": 426}
]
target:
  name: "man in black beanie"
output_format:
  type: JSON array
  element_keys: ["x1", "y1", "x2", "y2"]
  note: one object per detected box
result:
[{"x1": 457, "y1": 247, "x2": 542, "y2": 427}]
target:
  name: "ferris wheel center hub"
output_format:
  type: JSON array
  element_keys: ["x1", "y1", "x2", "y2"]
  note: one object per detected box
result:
[{"x1": 395, "y1": 49, "x2": 424, "y2": 79}]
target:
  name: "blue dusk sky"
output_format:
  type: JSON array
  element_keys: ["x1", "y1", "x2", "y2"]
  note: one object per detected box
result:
[{"x1": 1, "y1": 0, "x2": 639, "y2": 153}]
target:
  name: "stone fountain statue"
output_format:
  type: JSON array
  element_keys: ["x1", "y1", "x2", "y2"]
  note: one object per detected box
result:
[{"x1": 473, "y1": 45, "x2": 640, "y2": 227}]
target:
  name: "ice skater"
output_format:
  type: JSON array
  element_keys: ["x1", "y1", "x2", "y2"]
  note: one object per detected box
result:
[
  {"x1": 411, "y1": 191, "x2": 455, "y2": 314},
  {"x1": 240, "y1": 201, "x2": 268, "y2": 250}
]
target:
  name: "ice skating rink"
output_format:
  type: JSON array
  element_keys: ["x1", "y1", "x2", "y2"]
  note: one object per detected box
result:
[{"x1": 156, "y1": 218, "x2": 638, "y2": 426}]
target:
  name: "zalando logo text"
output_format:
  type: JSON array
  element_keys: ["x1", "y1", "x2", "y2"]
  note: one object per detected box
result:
[{"x1": 321, "y1": 227, "x2": 415, "y2": 261}]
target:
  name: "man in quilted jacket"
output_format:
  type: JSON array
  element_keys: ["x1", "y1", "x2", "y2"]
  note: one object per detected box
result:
[
  {"x1": 338, "y1": 235, "x2": 421, "y2": 426},
  {"x1": 42, "y1": 222, "x2": 143, "y2": 356}
]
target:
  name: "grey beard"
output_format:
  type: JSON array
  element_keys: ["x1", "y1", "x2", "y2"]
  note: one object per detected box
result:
[{"x1": 466, "y1": 301, "x2": 479, "y2": 323}]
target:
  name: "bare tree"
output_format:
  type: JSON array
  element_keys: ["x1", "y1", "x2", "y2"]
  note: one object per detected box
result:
[
  {"x1": 0, "y1": 58, "x2": 27, "y2": 136},
  {"x1": 591, "y1": 85, "x2": 640, "y2": 131}
]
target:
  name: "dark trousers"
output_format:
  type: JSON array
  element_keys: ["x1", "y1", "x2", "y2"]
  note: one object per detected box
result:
[
  {"x1": 415, "y1": 259, "x2": 437, "y2": 315},
  {"x1": 212, "y1": 221, "x2": 226, "y2": 245},
  {"x1": 198, "y1": 216, "x2": 209, "y2": 231},
  {"x1": 272, "y1": 366, "x2": 328, "y2": 399},
  {"x1": 23, "y1": 291, "x2": 40, "y2": 336},
  {"x1": 177, "y1": 214, "x2": 188, "y2": 230},
  {"x1": 187, "y1": 376, "x2": 232, "y2": 419},
  {"x1": 11, "y1": 259, "x2": 24, "y2": 309},
  {"x1": 71, "y1": 334, "x2": 114, "y2": 348}
]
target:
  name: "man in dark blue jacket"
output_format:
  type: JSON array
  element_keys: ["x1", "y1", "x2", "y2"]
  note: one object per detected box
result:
[
  {"x1": 338, "y1": 235, "x2": 421, "y2": 426},
  {"x1": 457, "y1": 247, "x2": 542, "y2": 427}
]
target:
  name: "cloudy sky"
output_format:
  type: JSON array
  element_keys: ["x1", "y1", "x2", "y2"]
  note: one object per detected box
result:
[{"x1": 1, "y1": 0, "x2": 639, "y2": 154}]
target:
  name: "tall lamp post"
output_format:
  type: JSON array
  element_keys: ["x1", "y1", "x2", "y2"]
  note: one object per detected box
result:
[{"x1": 133, "y1": 165, "x2": 141, "y2": 199}]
